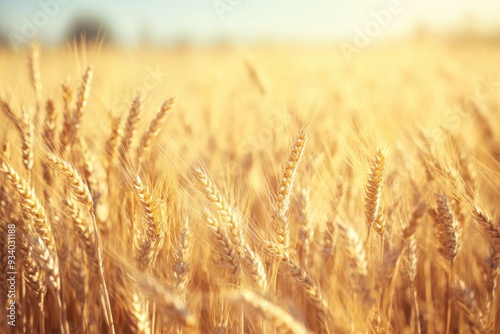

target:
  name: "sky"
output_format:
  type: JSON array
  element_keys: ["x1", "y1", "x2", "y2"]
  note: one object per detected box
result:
[{"x1": 0, "y1": 0, "x2": 499, "y2": 46}]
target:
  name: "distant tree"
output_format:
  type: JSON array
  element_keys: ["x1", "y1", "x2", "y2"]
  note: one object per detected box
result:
[
  {"x1": 65, "y1": 16, "x2": 113, "y2": 45},
  {"x1": 0, "y1": 32, "x2": 8, "y2": 47}
]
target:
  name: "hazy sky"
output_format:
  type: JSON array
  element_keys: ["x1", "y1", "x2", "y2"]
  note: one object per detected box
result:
[{"x1": 0, "y1": 0, "x2": 499, "y2": 45}]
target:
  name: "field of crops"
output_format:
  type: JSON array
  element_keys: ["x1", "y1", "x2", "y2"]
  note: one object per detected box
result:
[{"x1": 0, "y1": 40, "x2": 499, "y2": 333}]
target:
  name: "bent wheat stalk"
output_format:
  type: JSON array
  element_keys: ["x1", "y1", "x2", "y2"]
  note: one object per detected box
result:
[
  {"x1": 194, "y1": 168, "x2": 267, "y2": 291},
  {"x1": 46, "y1": 153, "x2": 115, "y2": 334}
]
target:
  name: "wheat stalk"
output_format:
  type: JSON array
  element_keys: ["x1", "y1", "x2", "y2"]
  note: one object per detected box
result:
[
  {"x1": 194, "y1": 168, "x2": 267, "y2": 290},
  {"x1": 244, "y1": 59, "x2": 267, "y2": 95},
  {"x1": 47, "y1": 153, "x2": 93, "y2": 210},
  {"x1": 133, "y1": 175, "x2": 163, "y2": 272},
  {"x1": 322, "y1": 220, "x2": 337, "y2": 264},
  {"x1": 138, "y1": 97, "x2": 175, "y2": 159},
  {"x1": 70, "y1": 65, "x2": 93, "y2": 143},
  {"x1": 402, "y1": 200, "x2": 426, "y2": 283},
  {"x1": 173, "y1": 217, "x2": 192, "y2": 295},
  {"x1": 59, "y1": 81, "x2": 73, "y2": 151},
  {"x1": 1, "y1": 160, "x2": 57, "y2": 254},
  {"x1": 28, "y1": 44, "x2": 42, "y2": 103},
  {"x1": 64, "y1": 198, "x2": 99, "y2": 271},
  {"x1": 119, "y1": 94, "x2": 141, "y2": 163},
  {"x1": 365, "y1": 149, "x2": 385, "y2": 243},
  {"x1": 429, "y1": 193, "x2": 461, "y2": 334},
  {"x1": 104, "y1": 113, "x2": 124, "y2": 169},
  {"x1": 271, "y1": 129, "x2": 307, "y2": 252},
  {"x1": 296, "y1": 187, "x2": 313, "y2": 266},
  {"x1": 472, "y1": 206, "x2": 500, "y2": 249},
  {"x1": 20, "y1": 106, "x2": 34, "y2": 175},
  {"x1": 204, "y1": 211, "x2": 241, "y2": 279},
  {"x1": 42, "y1": 98, "x2": 57, "y2": 189},
  {"x1": 46, "y1": 153, "x2": 115, "y2": 334},
  {"x1": 429, "y1": 194, "x2": 461, "y2": 263},
  {"x1": 127, "y1": 291, "x2": 152, "y2": 334},
  {"x1": 472, "y1": 206, "x2": 500, "y2": 322},
  {"x1": 19, "y1": 231, "x2": 47, "y2": 304}
]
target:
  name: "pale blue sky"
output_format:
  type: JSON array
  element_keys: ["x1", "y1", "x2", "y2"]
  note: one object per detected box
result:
[{"x1": 0, "y1": 0, "x2": 499, "y2": 45}]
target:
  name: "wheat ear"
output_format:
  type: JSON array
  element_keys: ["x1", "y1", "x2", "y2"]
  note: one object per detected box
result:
[
  {"x1": 0, "y1": 160, "x2": 57, "y2": 254},
  {"x1": 29, "y1": 235, "x2": 70, "y2": 334},
  {"x1": 204, "y1": 211, "x2": 241, "y2": 279},
  {"x1": 195, "y1": 168, "x2": 267, "y2": 290},
  {"x1": 20, "y1": 106, "x2": 34, "y2": 175},
  {"x1": 337, "y1": 223, "x2": 372, "y2": 305},
  {"x1": 402, "y1": 200, "x2": 426, "y2": 282},
  {"x1": 322, "y1": 220, "x2": 337, "y2": 264},
  {"x1": 42, "y1": 98, "x2": 57, "y2": 189},
  {"x1": 42, "y1": 98, "x2": 57, "y2": 150},
  {"x1": 138, "y1": 97, "x2": 175, "y2": 158},
  {"x1": 402, "y1": 201, "x2": 426, "y2": 334},
  {"x1": 472, "y1": 206, "x2": 500, "y2": 249},
  {"x1": 104, "y1": 114, "x2": 124, "y2": 169},
  {"x1": 364, "y1": 149, "x2": 385, "y2": 243},
  {"x1": 472, "y1": 206, "x2": 500, "y2": 319},
  {"x1": 429, "y1": 193, "x2": 461, "y2": 263},
  {"x1": 28, "y1": 44, "x2": 42, "y2": 103},
  {"x1": 70, "y1": 65, "x2": 93, "y2": 143},
  {"x1": 242, "y1": 244, "x2": 268, "y2": 292},
  {"x1": 272, "y1": 129, "x2": 307, "y2": 251},
  {"x1": 173, "y1": 217, "x2": 192, "y2": 295},
  {"x1": 296, "y1": 187, "x2": 313, "y2": 266},
  {"x1": 429, "y1": 193, "x2": 461, "y2": 334},
  {"x1": 18, "y1": 229, "x2": 47, "y2": 304},
  {"x1": 133, "y1": 175, "x2": 163, "y2": 272},
  {"x1": 194, "y1": 168, "x2": 244, "y2": 248},
  {"x1": 28, "y1": 236, "x2": 60, "y2": 294},
  {"x1": 47, "y1": 154, "x2": 93, "y2": 209},
  {"x1": 64, "y1": 198, "x2": 99, "y2": 270},
  {"x1": 119, "y1": 94, "x2": 141, "y2": 163},
  {"x1": 244, "y1": 59, "x2": 267, "y2": 95},
  {"x1": 59, "y1": 81, "x2": 73, "y2": 151},
  {"x1": 46, "y1": 153, "x2": 115, "y2": 334}
]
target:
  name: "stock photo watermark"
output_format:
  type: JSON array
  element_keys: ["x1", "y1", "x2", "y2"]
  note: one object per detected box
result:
[
  {"x1": 95, "y1": 65, "x2": 169, "y2": 135},
  {"x1": 433, "y1": 74, "x2": 499, "y2": 140},
  {"x1": 5, "y1": 224, "x2": 17, "y2": 327},
  {"x1": 213, "y1": 0, "x2": 249, "y2": 20},
  {"x1": 340, "y1": 0, "x2": 407, "y2": 63},
  {"x1": 214, "y1": 110, "x2": 291, "y2": 179},
  {"x1": 7, "y1": 0, "x2": 72, "y2": 52}
]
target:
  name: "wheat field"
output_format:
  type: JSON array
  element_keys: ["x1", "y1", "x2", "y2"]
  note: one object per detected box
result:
[{"x1": 0, "y1": 40, "x2": 499, "y2": 333}]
